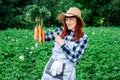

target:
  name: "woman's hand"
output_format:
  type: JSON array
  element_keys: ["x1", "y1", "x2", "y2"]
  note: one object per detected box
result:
[{"x1": 53, "y1": 32, "x2": 64, "y2": 46}]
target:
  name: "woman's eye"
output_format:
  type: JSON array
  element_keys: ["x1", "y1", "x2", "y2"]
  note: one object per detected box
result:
[{"x1": 70, "y1": 18, "x2": 73, "y2": 20}]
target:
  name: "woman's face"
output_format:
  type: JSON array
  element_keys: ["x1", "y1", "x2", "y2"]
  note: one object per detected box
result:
[{"x1": 65, "y1": 16, "x2": 77, "y2": 31}]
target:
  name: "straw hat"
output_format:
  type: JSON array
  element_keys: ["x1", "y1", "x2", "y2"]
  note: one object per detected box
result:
[{"x1": 58, "y1": 7, "x2": 85, "y2": 27}]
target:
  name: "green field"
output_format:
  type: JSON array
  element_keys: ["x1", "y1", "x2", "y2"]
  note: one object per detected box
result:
[{"x1": 0, "y1": 27, "x2": 120, "y2": 80}]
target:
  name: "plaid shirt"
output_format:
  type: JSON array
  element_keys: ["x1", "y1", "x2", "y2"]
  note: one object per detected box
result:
[{"x1": 45, "y1": 27, "x2": 89, "y2": 63}]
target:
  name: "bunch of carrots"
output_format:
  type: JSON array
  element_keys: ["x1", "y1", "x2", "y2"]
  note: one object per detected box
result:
[{"x1": 34, "y1": 17, "x2": 45, "y2": 43}]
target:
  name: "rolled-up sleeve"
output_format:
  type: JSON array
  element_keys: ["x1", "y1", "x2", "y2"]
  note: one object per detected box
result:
[{"x1": 62, "y1": 35, "x2": 89, "y2": 63}]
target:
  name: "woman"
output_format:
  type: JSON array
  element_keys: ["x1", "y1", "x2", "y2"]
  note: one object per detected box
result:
[{"x1": 41, "y1": 7, "x2": 89, "y2": 80}]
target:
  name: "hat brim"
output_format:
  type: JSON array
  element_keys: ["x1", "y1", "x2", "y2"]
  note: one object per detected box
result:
[{"x1": 58, "y1": 13, "x2": 85, "y2": 27}]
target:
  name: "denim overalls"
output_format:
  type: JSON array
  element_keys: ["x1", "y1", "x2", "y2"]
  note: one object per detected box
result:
[{"x1": 41, "y1": 40, "x2": 76, "y2": 80}]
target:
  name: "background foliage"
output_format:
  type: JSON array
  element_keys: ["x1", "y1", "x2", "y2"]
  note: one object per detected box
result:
[
  {"x1": 0, "y1": 0, "x2": 120, "y2": 80},
  {"x1": 0, "y1": 27, "x2": 120, "y2": 79},
  {"x1": 0, "y1": 0, "x2": 120, "y2": 30}
]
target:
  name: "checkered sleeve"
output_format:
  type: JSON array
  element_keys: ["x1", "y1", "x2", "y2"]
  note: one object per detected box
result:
[
  {"x1": 45, "y1": 27, "x2": 63, "y2": 42},
  {"x1": 62, "y1": 35, "x2": 89, "y2": 63}
]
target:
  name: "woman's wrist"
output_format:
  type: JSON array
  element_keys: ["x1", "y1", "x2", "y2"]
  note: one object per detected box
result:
[
  {"x1": 61, "y1": 43, "x2": 66, "y2": 48},
  {"x1": 60, "y1": 41, "x2": 65, "y2": 46}
]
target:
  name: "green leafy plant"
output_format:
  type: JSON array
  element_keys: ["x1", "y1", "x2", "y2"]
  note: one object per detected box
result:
[
  {"x1": 0, "y1": 27, "x2": 120, "y2": 79},
  {"x1": 25, "y1": 4, "x2": 51, "y2": 26}
]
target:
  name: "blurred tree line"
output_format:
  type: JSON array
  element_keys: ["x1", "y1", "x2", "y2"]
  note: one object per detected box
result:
[{"x1": 0, "y1": 0, "x2": 120, "y2": 30}]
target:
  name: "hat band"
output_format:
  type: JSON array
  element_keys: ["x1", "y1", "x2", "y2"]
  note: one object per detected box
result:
[
  {"x1": 65, "y1": 13, "x2": 81, "y2": 18},
  {"x1": 65, "y1": 16, "x2": 76, "y2": 18}
]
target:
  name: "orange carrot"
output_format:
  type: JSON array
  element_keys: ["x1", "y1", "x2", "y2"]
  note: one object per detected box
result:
[
  {"x1": 34, "y1": 24, "x2": 45, "y2": 43},
  {"x1": 41, "y1": 29, "x2": 45, "y2": 42},
  {"x1": 34, "y1": 27, "x2": 39, "y2": 40},
  {"x1": 38, "y1": 25, "x2": 42, "y2": 43}
]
